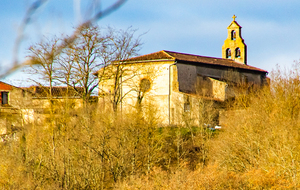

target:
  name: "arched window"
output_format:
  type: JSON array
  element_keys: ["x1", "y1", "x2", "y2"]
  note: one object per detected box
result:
[
  {"x1": 235, "y1": 48, "x2": 241, "y2": 58},
  {"x1": 231, "y1": 30, "x2": 236, "y2": 40},
  {"x1": 140, "y1": 78, "x2": 151, "y2": 92},
  {"x1": 226, "y1": 48, "x2": 231, "y2": 59}
]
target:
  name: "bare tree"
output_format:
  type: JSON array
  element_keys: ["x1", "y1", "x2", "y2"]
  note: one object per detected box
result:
[
  {"x1": 27, "y1": 37, "x2": 60, "y2": 97},
  {"x1": 0, "y1": 0, "x2": 128, "y2": 79},
  {"x1": 58, "y1": 25, "x2": 105, "y2": 102},
  {"x1": 27, "y1": 25, "x2": 142, "y2": 106},
  {"x1": 98, "y1": 27, "x2": 142, "y2": 112}
]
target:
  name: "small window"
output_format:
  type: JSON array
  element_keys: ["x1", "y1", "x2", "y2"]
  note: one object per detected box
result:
[
  {"x1": 242, "y1": 75, "x2": 248, "y2": 84},
  {"x1": 184, "y1": 103, "x2": 190, "y2": 112},
  {"x1": 235, "y1": 48, "x2": 241, "y2": 58},
  {"x1": 140, "y1": 78, "x2": 151, "y2": 92},
  {"x1": 226, "y1": 48, "x2": 231, "y2": 59},
  {"x1": 231, "y1": 30, "x2": 236, "y2": 40},
  {"x1": 184, "y1": 95, "x2": 190, "y2": 112},
  {"x1": 1, "y1": 92, "x2": 8, "y2": 105}
]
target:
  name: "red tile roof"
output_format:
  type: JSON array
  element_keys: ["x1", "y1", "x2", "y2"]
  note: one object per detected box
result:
[
  {"x1": 126, "y1": 50, "x2": 267, "y2": 73},
  {"x1": 126, "y1": 50, "x2": 174, "y2": 61},
  {"x1": 25, "y1": 86, "x2": 84, "y2": 98},
  {"x1": 0, "y1": 82, "x2": 13, "y2": 91}
]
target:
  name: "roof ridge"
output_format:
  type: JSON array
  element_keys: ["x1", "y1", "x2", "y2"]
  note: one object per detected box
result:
[
  {"x1": 164, "y1": 50, "x2": 224, "y2": 60},
  {"x1": 97, "y1": 50, "x2": 267, "y2": 73},
  {"x1": 161, "y1": 50, "x2": 176, "y2": 59},
  {"x1": 142, "y1": 50, "x2": 165, "y2": 57},
  {"x1": 165, "y1": 51, "x2": 267, "y2": 73},
  {"x1": 133, "y1": 50, "x2": 172, "y2": 59},
  {"x1": 124, "y1": 50, "x2": 175, "y2": 62}
]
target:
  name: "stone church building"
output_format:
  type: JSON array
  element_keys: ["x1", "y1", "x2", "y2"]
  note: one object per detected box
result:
[{"x1": 98, "y1": 16, "x2": 268, "y2": 126}]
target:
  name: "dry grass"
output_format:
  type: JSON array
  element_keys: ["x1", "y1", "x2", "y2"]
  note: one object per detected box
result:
[
  {"x1": 115, "y1": 64, "x2": 300, "y2": 189},
  {"x1": 2, "y1": 64, "x2": 300, "y2": 189}
]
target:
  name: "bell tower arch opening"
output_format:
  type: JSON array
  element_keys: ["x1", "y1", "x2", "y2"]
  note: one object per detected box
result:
[
  {"x1": 222, "y1": 15, "x2": 247, "y2": 65},
  {"x1": 231, "y1": 30, "x2": 236, "y2": 40},
  {"x1": 235, "y1": 48, "x2": 241, "y2": 58},
  {"x1": 226, "y1": 48, "x2": 231, "y2": 59}
]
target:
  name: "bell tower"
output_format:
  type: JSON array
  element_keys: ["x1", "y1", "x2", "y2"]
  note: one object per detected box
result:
[{"x1": 222, "y1": 15, "x2": 247, "y2": 65}]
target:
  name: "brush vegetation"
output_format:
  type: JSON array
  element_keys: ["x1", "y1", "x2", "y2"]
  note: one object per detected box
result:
[
  {"x1": 2, "y1": 22, "x2": 300, "y2": 188},
  {"x1": 1, "y1": 63, "x2": 300, "y2": 189}
]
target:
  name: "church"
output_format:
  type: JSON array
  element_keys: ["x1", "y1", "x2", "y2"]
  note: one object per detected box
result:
[{"x1": 98, "y1": 15, "x2": 268, "y2": 126}]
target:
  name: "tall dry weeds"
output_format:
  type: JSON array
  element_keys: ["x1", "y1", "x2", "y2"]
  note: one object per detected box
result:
[
  {"x1": 3, "y1": 63, "x2": 300, "y2": 189},
  {"x1": 114, "y1": 63, "x2": 300, "y2": 189}
]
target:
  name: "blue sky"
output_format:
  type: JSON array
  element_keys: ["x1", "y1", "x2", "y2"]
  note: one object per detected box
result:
[{"x1": 1, "y1": 0, "x2": 300, "y2": 86}]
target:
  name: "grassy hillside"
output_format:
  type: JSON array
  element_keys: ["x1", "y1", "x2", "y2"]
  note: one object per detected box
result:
[{"x1": 1, "y1": 63, "x2": 300, "y2": 189}]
